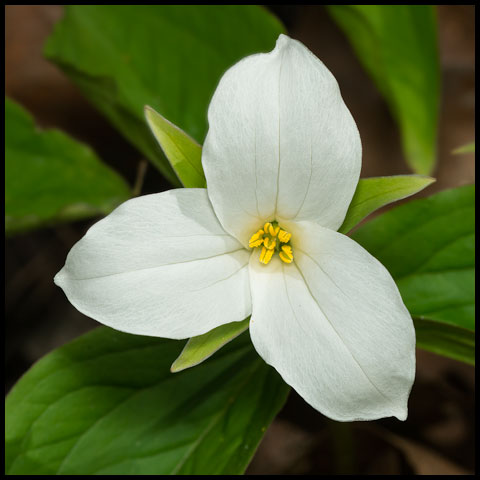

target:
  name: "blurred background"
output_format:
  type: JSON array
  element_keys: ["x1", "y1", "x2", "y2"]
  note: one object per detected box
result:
[{"x1": 5, "y1": 5, "x2": 475, "y2": 474}]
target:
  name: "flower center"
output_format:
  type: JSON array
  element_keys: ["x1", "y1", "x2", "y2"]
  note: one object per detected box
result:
[{"x1": 248, "y1": 221, "x2": 293, "y2": 265}]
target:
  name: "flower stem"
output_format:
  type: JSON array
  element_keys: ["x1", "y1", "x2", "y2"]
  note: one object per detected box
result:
[
  {"x1": 328, "y1": 420, "x2": 355, "y2": 474},
  {"x1": 132, "y1": 159, "x2": 148, "y2": 197}
]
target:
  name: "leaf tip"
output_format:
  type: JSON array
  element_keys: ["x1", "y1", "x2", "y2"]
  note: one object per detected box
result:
[
  {"x1": 423, "y1": 175, "x2": 436, "y2": 186},
  {"x1": 409, "y1": 174, "x2": 436, "y2": 191},
  {"x1": 144, "y1": 104, "x2": 154, "y2": 119},
  {"x1": 170, "y1": 361, "x2": 184, "y2": 374},
  {"x1": 452, "y1": 142, "x2": 475, "y2": 155},
  {"x1": 144, "y1": 105, "x2": 163, "y2": 124}
]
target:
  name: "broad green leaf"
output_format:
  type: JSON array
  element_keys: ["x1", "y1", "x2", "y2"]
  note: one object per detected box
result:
[
  {"x1": 44, "y1": 5, "x2": 284, "y2": 184},
  {"x1": 5, "y1": 98, "x2": 130, "y2": 235},
  {"x1": 5, "y1": 327, "x2": 289, "y2": 475},
  {"x1": 144, "y1": 106, "x2": 205, "y2": 188},
  {"x1": 327, "y1": 5, "x2": 440, "y2": 175},
  {"x1": 414, "y1": 318, "x2": 474, "y2": 365},
  {"x1": 171, "y1": 318, "x2": 250, "y2": 373},
  {"x1": 452, "y1": 142, "x2": 475, "y2": 154},
  {"x1": 352, "y1": 185, "x2": 474, "y2": 361},
  {"x1": 338, "y1": 175, "x2": 435, "y2": 234}
]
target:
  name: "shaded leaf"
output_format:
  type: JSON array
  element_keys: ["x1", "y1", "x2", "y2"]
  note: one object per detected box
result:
[
  {"x1": 414, "y1": 318, "x2": 474, "y2": 365},
  {"x1": 5, "y1": 327, "x2": 289, "y2": 475},
  {"x1": 327, "y1": 5, "x2": 440, "y2": 175},
  {"x1": 44, "y1": 5, "x2": 284, "y2": 184},
  {"x1": 339, "y1": 175, "x2": 435, "y2": 234},
  {"x1": 5, "y1": 98, "x2": 130, "y2": 235}
]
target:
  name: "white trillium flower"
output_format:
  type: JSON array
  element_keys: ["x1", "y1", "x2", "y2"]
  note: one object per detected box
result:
[{"x1": 55, "y1": 34, "x2": 415, "y2": 422}]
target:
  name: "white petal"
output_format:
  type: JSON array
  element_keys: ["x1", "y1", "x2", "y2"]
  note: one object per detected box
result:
[
  {"x1": 203, "y1": 34, "x2": 361, "y2": 246},
  {"x1": 248, "y1": 225, "x2": 415, "y2": 421},
  {"x1": 55, "y1": 189, "x2": 251, "y2": 339}
]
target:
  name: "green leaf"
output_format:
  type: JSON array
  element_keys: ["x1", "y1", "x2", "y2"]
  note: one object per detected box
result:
[
  {"x1": 144, "y1": 106, "x2": 205, "y2": 188},
  {"x1": 338, "y1": 175, "x2": 435, "y2": 234},
  {"x1": 452, "y1": 142, "x2": 475, "y2": 154},
  {"x1": 44, "y1": 5, "x2": 284, "y2": 184},
  {"x1": 352, "y1": 185, "x2": 475, "y2": 360},
  {"x1": 5, "y1": 327, "x2": 289, "y2": 475},
  {"x1": 171, "y1": 318, "x2": 250, "y2": 373},
  {"x1": 414, "y1": 318, "x2": 474, "y2": 365},
  {"x1": 5, "y1": 98, "x2": 130, "y2": 235},
  {"x1": 327, "y1": 5, "x2": 440, "y2": 175}
]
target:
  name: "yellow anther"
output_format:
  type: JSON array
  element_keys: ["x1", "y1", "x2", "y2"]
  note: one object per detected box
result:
[
  {"x1": 249, "y1": 238, "x2": 263, "y2": 248},
  {"x1": 279, "y1": 251, "x2": 293, "y2": 264},
  {"x1": 263, "y1": 237, "x2": 276, "y2": 250},
  {"x1": 270, "y1": 224, "x2": 280, "y2": 237},
  {"x1": 248, "y1": 229, "x2": 265, "y2": 248},
  {"x1": 259, "y1": 246, "x2": 274, "y2": 265},
  {"x1": 280, "y1": 245, "x2": 293, "y2": 264},
  {"x1": 278, "y1": 229, "x2": 291, "y2": 243},
  {"x1": 263, "y1": 222, "x2": 272, "y2": 233}
]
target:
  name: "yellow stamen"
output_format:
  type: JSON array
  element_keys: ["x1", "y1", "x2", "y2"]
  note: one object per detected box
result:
[
  {"x1": 278, "y1": 229, "x2": 291, "y2": 243},
  {"x1": 279, "y1": 251, "x2": 293, "y2": 264},
  {"x1": 280, "y1": 244, "x2": 293, "y2": 262},
  {"x1": 269, "y1": 224, "x2": 280, "y2": 237},
  {"x1": 259, "y1": 246, "x2": 274, "y2": 265},
  {"x1": 249, "y1": 223, "x2": 293, "y2": 266},
  {"x1": 263, "y1": 237, "x2": 276, "y2": 250},
  {"x1": 248, "y1": 229, "x2": 265, "y2": 248},
  {"x1": 249, "y1": 239, "x2": 263, "y2": 248}
]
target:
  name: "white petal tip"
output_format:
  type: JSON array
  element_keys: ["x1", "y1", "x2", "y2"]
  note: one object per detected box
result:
[
  {"x1": 53, "y1": 270, "x2": 64, "y2": 287},
  {"x1": 394, "y1": 408, "x2": 408, "y2": 422},
  {"x1": 274, "y1": 34, "x2": 299, "y2": 54},
  {"x1": 276, "y1": 33, "x2": 291, "y2": 46}
]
